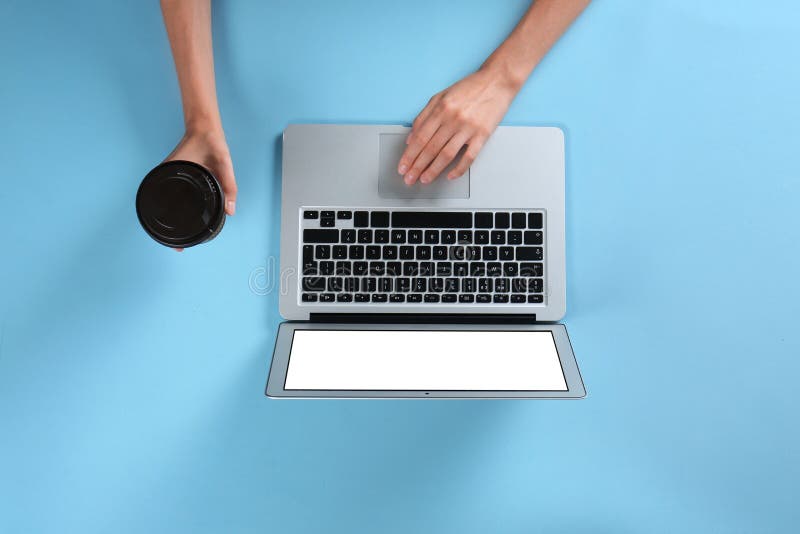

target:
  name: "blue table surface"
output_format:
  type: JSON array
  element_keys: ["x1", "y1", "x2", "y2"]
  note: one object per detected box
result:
[{"x1": 1, "y1": 1, "x2": 799, "y2": 532}]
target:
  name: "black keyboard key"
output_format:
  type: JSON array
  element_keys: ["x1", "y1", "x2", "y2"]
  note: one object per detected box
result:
[
  {"x1": 524, "y1": 231, "x2": 543, "y2": 245},
  {"x1": 303, "y1": 244, "x2": 313, "y2": 263},
  {"x1": 304, "y1": 229, "x2": 338, "y2": 243},
  {"x1": 491, "y1": 231, "x2": 505, "y2": 244},
  {"x1": 349, "y1": 245, "x2": 364, "y2": 259},
  {"x1": 413, "y1": 278, "x2": 427, "y2": 292},
  {"x1": 379, "y1": 278, "x2": 393, "y2": 292},
  {"x1": 499, "y1": 247, "x2": 514, "y2": 261},
  {"x1": 372, "y1": 294, "x2": 388, "y2": 302},
  {"x1": 433, "y1": 246, "x2": 447, "y2": 260},
  {"x1": 303, "y1": 261, "x2": 318, "y2": 275},
  {"x1": 397, "y1": 278, "x2": 411, "y2": 292},
  {"x1": 425, "y1": 294, "x2": 441, "y2": 303},
  {"x1": 470, "y1": 262, "x2": 486, "y2": 276},
  {"x1": 503, "y1": 262, "x2": 518, "y2": 276},
  {"x1": 354, "y1": 211, "x2": 369, "y2": 227},
  {"x1": 511, "y1": 279, "x2": 528, "y2": 293},
  {"x1": 353, "y1": 261, "x2": 368, "y2": 275},
  {"x1": 335, "y1": 261, "x2": 352, "y2": 275},
  {"x1": 511, "y1": 294, "x2": 526, "y2": 303},
  {"x1": 445, "y1": 278, "x2": 458, "y2": 292},
  {"x1": 493, "y1": 295, "x2": 509, "y2": 303},
  {"x1": 520, "y1": 262, "x2": 544, "y2": 277},
  {"x1": 403, "y1": 261, "x2": 419, "y2": 276},
  {"x1": 363, "y1": 278, "x2": 377, "y2": 292},
  {"x1": 320, "y1": 261, "x2": 334, "y2": 275},
  {"x1": 407, "y1": 294, "x2": 422, "y2": 303},
  {"x1": 528, "y1": 295, "x2": 544, "y2": 303},
  {"x1": 408, "y1": 230, "x2": 423, "y2": 243},
  {"x1": 366, "y1": 245, "x2": 381, "y2": 259},
  {"x1": 436, "y1": 262, "x2": 452, "y2": 276},
  {"x1": 476, "y1": 294, "x2": 491, "y2": 303},
  {"x1": 333, "y1": 245, "x2": 347, "y2": 259},
  {"x1": 375, "y1": 230, "x2": 390, "y2": 243},
  {"x1": 386, "y1": 261, "x2": 401, "y2": 276},
  {"x1": 442, "y1": 294, "x2": 457, "y2": 303},
  {"x1": 419, "y1": 262, "x2": 434, "y2": 276},
  {"x1": 416, "y1": 246, "x2": 431, "y2": 260},
  {"x1": 320, "y1": 217, "x2": 335, "y2": 227},
  {"x1": 302, "y1": 293, "x2": 318, "y2": 302},
  {"x1": 390, "y1": 294, "x2": 406, "y2": 303},
  {"x1": 341, "y1": 229, "x2": 356, "y2": 243},
  {"x1": 529, "y1": 279, "x2": 544, "y2": 293},
  {"x1": 478, "y1": 278, "x2": 491, "y2": 293},
  {"x1": 382, "y1": 246, "x2": 398, "y2": 260},
  {"x1": 487, "y1": 262, "x2": 502, "y2": 276},
  {"x1": 320, "y1": 293, "x2": 335, "y2": 302},
  {"x1": 369, "y1": 261, "x2": 386, "y2": 275},
  {"x1": 453, "y1": 262, "x2": 468, "y2": 276},
  {"x1": 512, "y1": 212, "x2": 526, "y2": 229},
  {"x1": 424, "y1": 230, "x2": 439, "y2": 244},
  {"x1": 315, "y1": 245, "x2": 331, "y2": 259},
  {"x1": 495, "y1": 212, "x2": 510, "y2": 229},
  {"x1": 441, "y1": 230, "x2": 456, "y2": 244},
  {"x1": 328, "y1": 277, "x2": 343, "y2": 292},
  {"x1": 303, "y1": 210, "x2": 319, "y2": 219},
  {"x1": 508, "y1": 231, "x2": 522, "y2": 245},
  {"x1": 462, "y1": 278, "x2": 476, "y2": 293},
  {"x1": 391, "y1": 211, "x2": 472, "y2": 228},
  {"x1": 475, "y1": 231, "x2": 489, "y2": 244},
  {"x1": 371, "y1": 211, "x2": 390, "y2": 227},
  {"x1": 483, "y1": 246, "x2": 498, "y2": 260},
  {"x1": 459, "y1": 294, "x2": 474, "y2": 303},
  {"x1": 357, "y1": 229, "x2": 373, "y2": 243},
  {"x1": 355, "y1": 293, "x2": 370, "y2": 302},
  {"x1": 400, "y1": 246, "x2": 414, "y2": 260},
  {"x1": 494, "y1": 278, "x2": 509, "y2": 293},
  {"x1": 302, "y1": 277, "x2": 325, "y2": 291},
  {"x1": 430, "y1": 278, "x2": 444, "y2": 292},
  {"x1": 457, "y1": 230, "x2": 472, "y2": 243},
  {"x1": 337, "y1": 210, "x2": 352, "y2": 219},
  {"x1": 475, "y1": 212, "x2": 493, "y2": 228},
  {"x1": 391, "y1": 230, "x2": 406, "y2": 243},
  {"x1": 516, "y1": 247, "x2": 544, "y2": 261},
  {"x1": 321, "y1": 210, "x2": 334, "y2": 219},
  {"x1": 528, "y1": 212, "x2": 543, "y2": 229},
  {"x1": 344, "y1": 277, "x2": 359, "y2": 292}
]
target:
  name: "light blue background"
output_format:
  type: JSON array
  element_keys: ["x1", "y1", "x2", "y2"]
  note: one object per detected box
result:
[{"x1": 1, "y1": 1, "x2": 798, "y2": 532}]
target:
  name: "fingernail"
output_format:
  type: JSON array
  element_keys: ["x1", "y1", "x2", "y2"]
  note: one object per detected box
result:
[
  {"x1": 404, "y1": 173, "x2": 416, "y2": 184},
  {"x1": 447, "y1": 172, "x2": 456, "y2": 180},
  {"x1": 420, "y1": 175, "x2": 431, "y2": 184},
  {"x1": 226, "y1": 200, "x2": 236, "y2": 215},
  {"x1": 398, "y1": 163, "x2": 408, "y2": 174},
  {"x1": 405, "y1": 135, "x2": 412, "y2": 145}
]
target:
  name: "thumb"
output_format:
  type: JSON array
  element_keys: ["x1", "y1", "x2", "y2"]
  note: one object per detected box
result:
[{"x1": 217, "y1": 162, "x2": 237, "y2": 216}]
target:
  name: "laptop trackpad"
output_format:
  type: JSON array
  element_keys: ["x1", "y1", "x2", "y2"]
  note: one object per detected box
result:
[{"x1": 378, "y1": 133, "x2": 470, "y2": 199}]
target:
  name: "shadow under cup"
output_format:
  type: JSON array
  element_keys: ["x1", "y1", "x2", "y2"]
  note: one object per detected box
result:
[{"x1": 136, "y1": 160, "x2": 226, "y2": 248}]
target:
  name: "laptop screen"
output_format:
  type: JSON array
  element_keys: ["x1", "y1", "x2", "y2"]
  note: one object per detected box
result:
[{"x1": 284, "y1": 329, "x2": 567, "y2": 391}]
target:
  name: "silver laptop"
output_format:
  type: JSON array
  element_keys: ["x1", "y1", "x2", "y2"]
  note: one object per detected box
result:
[{"x1": 266, "y1": 124, "x2": 585, "y2": 399}]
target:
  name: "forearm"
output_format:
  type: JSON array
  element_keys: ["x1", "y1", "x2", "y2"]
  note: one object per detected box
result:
[
  {"x1": 160, "y1": 0, "x2": 221, "y2": 133},
  {"x1": 482, "y1": 0, "x2": 591, "y2": 91}
]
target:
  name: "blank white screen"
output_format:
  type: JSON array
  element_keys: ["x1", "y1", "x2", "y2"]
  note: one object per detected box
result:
[{"x1": 285, "y1": 330, "x2": 567, "y2": 391}]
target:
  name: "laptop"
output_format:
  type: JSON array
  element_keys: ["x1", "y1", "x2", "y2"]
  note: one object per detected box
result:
[{"x1": 266, "y1": 124, "x2": 585, "y2": 399}]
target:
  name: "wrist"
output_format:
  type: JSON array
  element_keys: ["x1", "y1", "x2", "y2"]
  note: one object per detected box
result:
[{"x1": 184, "y1": 110, "x2": 223, "y2": 137}]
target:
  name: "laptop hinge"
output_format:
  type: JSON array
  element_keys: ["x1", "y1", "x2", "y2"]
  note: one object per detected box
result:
[{"x1": 309, "y1": 313, "x2": 537, "y2": 325}]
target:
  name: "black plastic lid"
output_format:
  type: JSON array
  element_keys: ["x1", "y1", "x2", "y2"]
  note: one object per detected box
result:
[{"x1": 136, "y1": 160, "x2": 226, "y2": 248}]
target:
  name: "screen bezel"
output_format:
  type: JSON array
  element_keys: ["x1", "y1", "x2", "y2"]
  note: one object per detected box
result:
[{"x1": 266, "y1": 322, "x2": 585, "y2": 399}]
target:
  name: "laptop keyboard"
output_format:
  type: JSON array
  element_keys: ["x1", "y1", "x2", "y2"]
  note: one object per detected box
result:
[{"x1": 299, "y1": 209, "x2": 545, "y2": 305}]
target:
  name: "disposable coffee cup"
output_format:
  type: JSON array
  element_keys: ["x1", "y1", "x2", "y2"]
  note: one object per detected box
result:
[{"x1": 136, "y1": 160, "x2": 226, "y2": 248}]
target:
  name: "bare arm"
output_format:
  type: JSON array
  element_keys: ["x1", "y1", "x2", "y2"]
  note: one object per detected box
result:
[
  {"x1": 160, "y1": 0, "x2": 237, "y2": 219},
  {"x1": 399, "y1": 0, "x2": 591, "y2": 185}
]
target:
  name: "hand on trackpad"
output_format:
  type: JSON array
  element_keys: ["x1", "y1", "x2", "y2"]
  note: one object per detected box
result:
[{"x1": 378, "y1": 134, "x2": 470, "y2": 199}]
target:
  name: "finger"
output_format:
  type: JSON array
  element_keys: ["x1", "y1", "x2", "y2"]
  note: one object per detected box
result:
[
  {"x1": 447, "y1": 135, "x2": 486, "y2": 180},
  {"x1": 174, "y1": 247, "x2": 184, "y2": 252},
  {"x1": 418, "y1": 132, "x2": 470, "y2": 184},
  {"x1": 408, "y1": 94, "x2": 441, "y2": 143},
  {"x1": 398, "y1": 113, "x2": 442, "y2": 179},
  {"x1": 216, "y1": 160, "x2": 237, "y2": 215},
  {"x1": 406, "y1": 124, "x2": 456, "y2": 185}
]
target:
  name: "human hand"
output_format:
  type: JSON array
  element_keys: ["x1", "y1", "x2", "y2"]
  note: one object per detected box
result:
[
  {"x1": 164, "y1": 128, "x2": 236, "y2": 251},
  {"x1": 398, "y1": 68, "x2": 518, "y2": 185}
]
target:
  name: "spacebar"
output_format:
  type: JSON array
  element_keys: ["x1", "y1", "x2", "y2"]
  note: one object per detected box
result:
[{"x1": 391, "y1": 211, "x2": 472, "y2": 228}]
